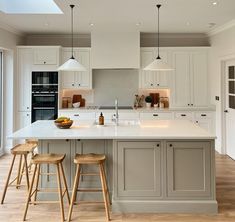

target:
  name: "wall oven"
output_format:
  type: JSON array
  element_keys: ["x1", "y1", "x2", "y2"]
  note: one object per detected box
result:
[{"x1": 31, "y1": 72, "x2": 58, "y2": 123}]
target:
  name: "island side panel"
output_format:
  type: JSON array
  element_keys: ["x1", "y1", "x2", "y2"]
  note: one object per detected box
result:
[
  {"x1": 113, "y1": 139, "x2": 217, "y2": 214},
  {"x1": 38, "y1": 139, "x2": 113, "y2": 201}
]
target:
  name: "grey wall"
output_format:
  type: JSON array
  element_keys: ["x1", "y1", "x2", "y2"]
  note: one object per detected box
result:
[{"x1": 92, "y1": 69, "x2": 139, "y2": 106}]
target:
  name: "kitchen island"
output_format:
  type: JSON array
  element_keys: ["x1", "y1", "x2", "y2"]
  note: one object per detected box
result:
[{"x1": 10, "y1": 120, "x2": 217, "y2": 214}]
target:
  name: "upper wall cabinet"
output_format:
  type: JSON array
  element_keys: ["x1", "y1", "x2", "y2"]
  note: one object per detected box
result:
[
  {"x1": 171, "y1": 49, "x2": 208, "y2": 107},
  {"x1": 32, "y1": 46, "x2": 60, "y2": 71},
  {"x1": 61, "y1": 48, "x2": 92, "y2": 89},
  {"x1": 139, "y1": 48, "x2": 171, "y2": 89},
  {"x1": 17, "y1": 47, "x2": 33, "y2": 112}
]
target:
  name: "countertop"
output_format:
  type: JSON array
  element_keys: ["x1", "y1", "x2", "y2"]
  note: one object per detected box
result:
[{"x1": 10, "y1": 120, "x2": 216, "y2": 140}]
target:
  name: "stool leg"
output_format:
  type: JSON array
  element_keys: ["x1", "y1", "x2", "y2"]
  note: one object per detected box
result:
[
  {"x1": 59, "y1": 163, "x2": 70, "y2": 204},
  {"x1": 68, "y1": 164, "x2": 81, "y2": 222},
  {"x1": 19, "y1": 159, "x2": 25, "y2": 185},
  {"x1": 1, "y1": 154, "x2": 16, "y2": 204},
  {"x1": 101, "y1": 163, "x2": 111, "y2": 206},
  {"x1": 33, "y1": 164, "x2": 41, "y2": 204},
  {"x1": 23, "y1": 154, "x2": 30, "y2": 190},
  {"x1": 99, "y1": 164, "x2": 110, "y2": 221},
  {"x1": 23, "y1": 164, "x2": 38, "y2": 221},
  {"x1": 16, "y1": 155, "x2": 23, "y2": 189},
  {"x1": 56, "y1": 163, "x2": 65, "y2": 222}
]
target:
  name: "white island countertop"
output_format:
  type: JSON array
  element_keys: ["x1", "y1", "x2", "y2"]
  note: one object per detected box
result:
[{"x1": 10, "y1": 120, "x2": 216, "y2": 140}]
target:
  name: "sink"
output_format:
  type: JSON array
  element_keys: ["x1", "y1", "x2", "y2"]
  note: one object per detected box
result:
[{"x1": 94, "y1": 120, "x2": 140, "y2": 127}]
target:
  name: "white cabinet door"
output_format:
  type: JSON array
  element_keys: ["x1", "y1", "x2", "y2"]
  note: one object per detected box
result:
[
  {"x1": 194, "y1": 112, "x2": 214, "y2": 133},
  {"x1": 155, "y1": 51, "x2": 170, "y2": 88},
  {"x1": 174, "y1": 112, "x2": 194, "y2": 121},
  {"x1": 191, "y1": 52, "x2": 208, "y2": 107},
  {"x1": 58, "y1": 111, "x2": 96, "y2": 120},
  {"x1": 140, "y1": 49, "x2": 155, "y2": 88},
  {"x1": 172, "y1": 51, "x2": 191, "y2": 107},
  {"x1": 61, "y1": 49, "x2": 76, "y2": 89},
  {"x1": 17, "y1": 48, "x2": 32, "y2": 112},
  {"x1": 17, "y1": 111, "x2": 31, "y2": 130},
  {"x1": 77, "y1": 49, "x2": 91, "y2": 88},
  {"x1": 33, "y1": 48, "x2": 58, "y2": 65}
]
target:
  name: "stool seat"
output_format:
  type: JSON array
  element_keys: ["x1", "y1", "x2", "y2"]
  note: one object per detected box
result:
[
  {"x1": 74, "y1": 153, "x2": 106, "y2": 164},
  {"x1": 31, "y1": 153, "x2": 65, "y2": 164},
  {"x1": 11, "y1": 143, "x2": 37, "y2": 155}
]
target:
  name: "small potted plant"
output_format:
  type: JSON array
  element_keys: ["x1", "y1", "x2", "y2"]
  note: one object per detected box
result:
[{"x1": 145, "y1": 96, "x2": 152, "y2": 108}]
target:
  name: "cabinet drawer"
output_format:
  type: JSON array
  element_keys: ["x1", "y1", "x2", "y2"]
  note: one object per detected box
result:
[
  {"x1": 194, "y1": 112, "x2": 213, "y2": 119},
  {"x1": 174, "y1": 112, "x2": 193, "y2": 120},
  {"x1": 140, "y1": 112, "x2": 173, "y2": 120},
  {"x1": 58, "y1": 111, "x2": 95, "y2": 120}
]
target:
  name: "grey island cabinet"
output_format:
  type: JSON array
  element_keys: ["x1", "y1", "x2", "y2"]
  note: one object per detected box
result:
[{"x1": 10, "y1": 120, "x2": 217, "y2": 214}]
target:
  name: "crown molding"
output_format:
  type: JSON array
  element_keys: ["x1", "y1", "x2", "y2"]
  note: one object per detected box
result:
[
  {"x1": 207, "y1": 19, "x2": 235, "y2": 37},
  {"x1": 0, "y1": 20, "x2": 24, "y2": 36}
]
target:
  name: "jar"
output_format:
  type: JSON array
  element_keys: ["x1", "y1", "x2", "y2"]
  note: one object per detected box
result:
[{"x1": 62, "y1": 97, "x2": 69, "y2": 108}]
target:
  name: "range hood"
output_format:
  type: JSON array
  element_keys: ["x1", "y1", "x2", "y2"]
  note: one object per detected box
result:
[{"x1": 91, "y1": 31, "x2": 140, "y2": 69}]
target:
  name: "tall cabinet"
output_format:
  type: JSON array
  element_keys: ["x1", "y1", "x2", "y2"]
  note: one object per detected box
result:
[
  {"x1": 171, "y1": 49, "x2": 208, "y2": 107},
  {"x1": 16, "y1": 47, "x2": 33, "y2": 129}
]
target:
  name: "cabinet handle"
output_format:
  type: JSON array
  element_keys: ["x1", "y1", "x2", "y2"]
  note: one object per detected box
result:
[
  {"x1": 201, "y1": 114, "x2": 207, "y2": 117},
  {"x1": 151, "y1": 83, "x2": 153, "y2": 86},
  {"x1": 181, "y1": 114, "x2": 186, "y2": 117},
  {"x1": 169, "y1": 144, "x2": 173, "y2": 147},
  {"x1": 44, "y1": 61, "x2": 46, "y2": 64},
  {"x1": 74, "y1": 114, "x2": 80, "y2": 117},
  {"x1": 196, "y1": 121, "x2": 199, "y2": 123},
  {"x1": 153, "y1": 114, "x2": 158, "y2": 117}
]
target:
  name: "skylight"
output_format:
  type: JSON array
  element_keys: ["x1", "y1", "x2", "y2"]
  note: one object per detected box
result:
[{"x1": 0, "y1": 0, "x2": 63, "y2": 14}]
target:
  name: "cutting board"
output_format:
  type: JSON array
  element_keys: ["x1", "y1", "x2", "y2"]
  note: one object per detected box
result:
[{"x1": 72, "y1": 95, "x2": 85, "y2": 107}]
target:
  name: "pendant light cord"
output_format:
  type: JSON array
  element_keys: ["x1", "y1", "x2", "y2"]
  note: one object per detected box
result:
[
  {"x1": 70, "y1": 5, "x2": 75, "y2": 59},
  {"x1": 156, "y1": 4, "x2": 161, "y2": 60}
]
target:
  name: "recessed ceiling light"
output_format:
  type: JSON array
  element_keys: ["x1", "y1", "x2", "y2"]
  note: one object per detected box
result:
[
  {"x1": 212, "y1": 2, "x2": 217, "y2": 5},
  {"x1": 89, "y1": 23, "x2": 94, "y2": 26}
]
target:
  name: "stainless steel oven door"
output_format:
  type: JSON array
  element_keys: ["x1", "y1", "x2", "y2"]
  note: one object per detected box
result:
[{"x1": 32, "y1": 107, "x2": 58, "y2": 123}]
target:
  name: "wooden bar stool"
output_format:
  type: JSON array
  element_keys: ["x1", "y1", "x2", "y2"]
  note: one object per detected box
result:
[
  {"x1": 68, "y1": 153, "x2": 111, "y2": 221},
  {"x1": 23, "y1": 153, "x2": 70, "y2": 222},
  {"x1": 1, "y1": 142, "x2": 37, "y2": 204}
]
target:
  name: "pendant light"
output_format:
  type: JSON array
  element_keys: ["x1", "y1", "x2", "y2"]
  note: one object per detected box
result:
[
  {"x1": 58, "y1": 5, "x2": 86, "y2": 72},
  {"x1": 144, "y1": 4, "x2": 173, "y2": 71}
]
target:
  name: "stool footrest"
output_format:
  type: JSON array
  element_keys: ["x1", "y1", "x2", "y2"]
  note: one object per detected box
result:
[
  {"x1": 80, "y1": 173, "x2": 99, "y2": 176},
  {"x1": 74, "y1": 201, "x2": 105, "y2": 205},
  {"x1": 31, "y1": 200, "x2": 61, "y2": 204},
  {"x1": 77, "y1": 188, "x2": 102, "y2": 192}
]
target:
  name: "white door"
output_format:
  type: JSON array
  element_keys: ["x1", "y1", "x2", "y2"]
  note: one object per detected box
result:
[{"x1": 225, "y1": 60, "x2": 235, "y2": 160}]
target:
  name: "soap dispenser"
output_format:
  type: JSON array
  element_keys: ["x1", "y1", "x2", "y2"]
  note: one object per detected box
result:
[{"x1": 99, "y1": 112, "x2": 104, "y2": 125}]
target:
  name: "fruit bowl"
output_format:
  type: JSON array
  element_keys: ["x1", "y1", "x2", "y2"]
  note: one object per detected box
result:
[{"x1": 54, "y1": 117, "x2": 73, "y2": 129}]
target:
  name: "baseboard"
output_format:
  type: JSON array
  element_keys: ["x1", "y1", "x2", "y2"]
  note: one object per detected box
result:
[{"x1": 112, "y1": 200, "x2": 218, "y2": 214}]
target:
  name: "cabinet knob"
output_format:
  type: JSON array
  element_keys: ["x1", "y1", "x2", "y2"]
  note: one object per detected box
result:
[
  {"x1": 66, "y1": 139, "x2": 69, "y2": 142},
  {"x1": 27, "y1": 107, "x2": 29, "y2": 109},
  {"x1": 78, "y1": 83, "x2": 81, "y2": 86},
  {"x1": 44, "y1": 61, "x2": 46, "y2": 64},
  {"x1": 157, "y1": 84, "x2": 160, "y2": 86},
  {"x1": 196, "y1": 121, "x2": 199, "y2": 123},
  {"x1": 169, "y1": 144, "x2": 173, "y2": 147},
  {"x1": 156, "y1": 144, "x2": 160, "y2": 147},
  {"x1": 188, "y1": 104, "x2": 190, "y2": 106},
  {"x1": 27, "y1": 114, "x2": 29, "y2": 116},
  {"x1": 151, "y1": 83, "x2": 153, "y2": 86},
  {"x1": 224, "y1": 110, "x2": 229, "y2": 113},
  {"x1": 72, "y1": 84, "x2": 74, "y2": 86},
  {"x1": 191, "y1": 104, "x2": 193, "y2": 106}
]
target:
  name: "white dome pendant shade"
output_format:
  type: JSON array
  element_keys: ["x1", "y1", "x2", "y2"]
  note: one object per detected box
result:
[
  {"x1": 58, "y1": 56, "x2": 86, "y2": 71},
  {"x1": 58, "y1": 5, "x2": 86, "y2": 72},
  {"x1": 144, "y1": 4, "x2": 173, "y2": 72}
]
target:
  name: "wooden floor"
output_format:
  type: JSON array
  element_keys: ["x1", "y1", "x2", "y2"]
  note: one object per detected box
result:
[{"x1": 1, "y1": 154, "x2": 235, "y2": 222}]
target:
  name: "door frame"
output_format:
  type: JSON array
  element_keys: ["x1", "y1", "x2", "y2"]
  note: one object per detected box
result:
[{"x1": 220, "y1": 53, "x2": 235, "y2": 155}]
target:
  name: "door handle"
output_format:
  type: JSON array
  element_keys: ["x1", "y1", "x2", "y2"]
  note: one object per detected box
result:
[{"x1": 224, "y1": 110, "x2": 229, "y2": 113}]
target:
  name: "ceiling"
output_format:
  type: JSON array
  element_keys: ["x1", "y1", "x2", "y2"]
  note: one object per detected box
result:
[{"x1": 0, "y1": 0, "x2": 235, "y2": 35}]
